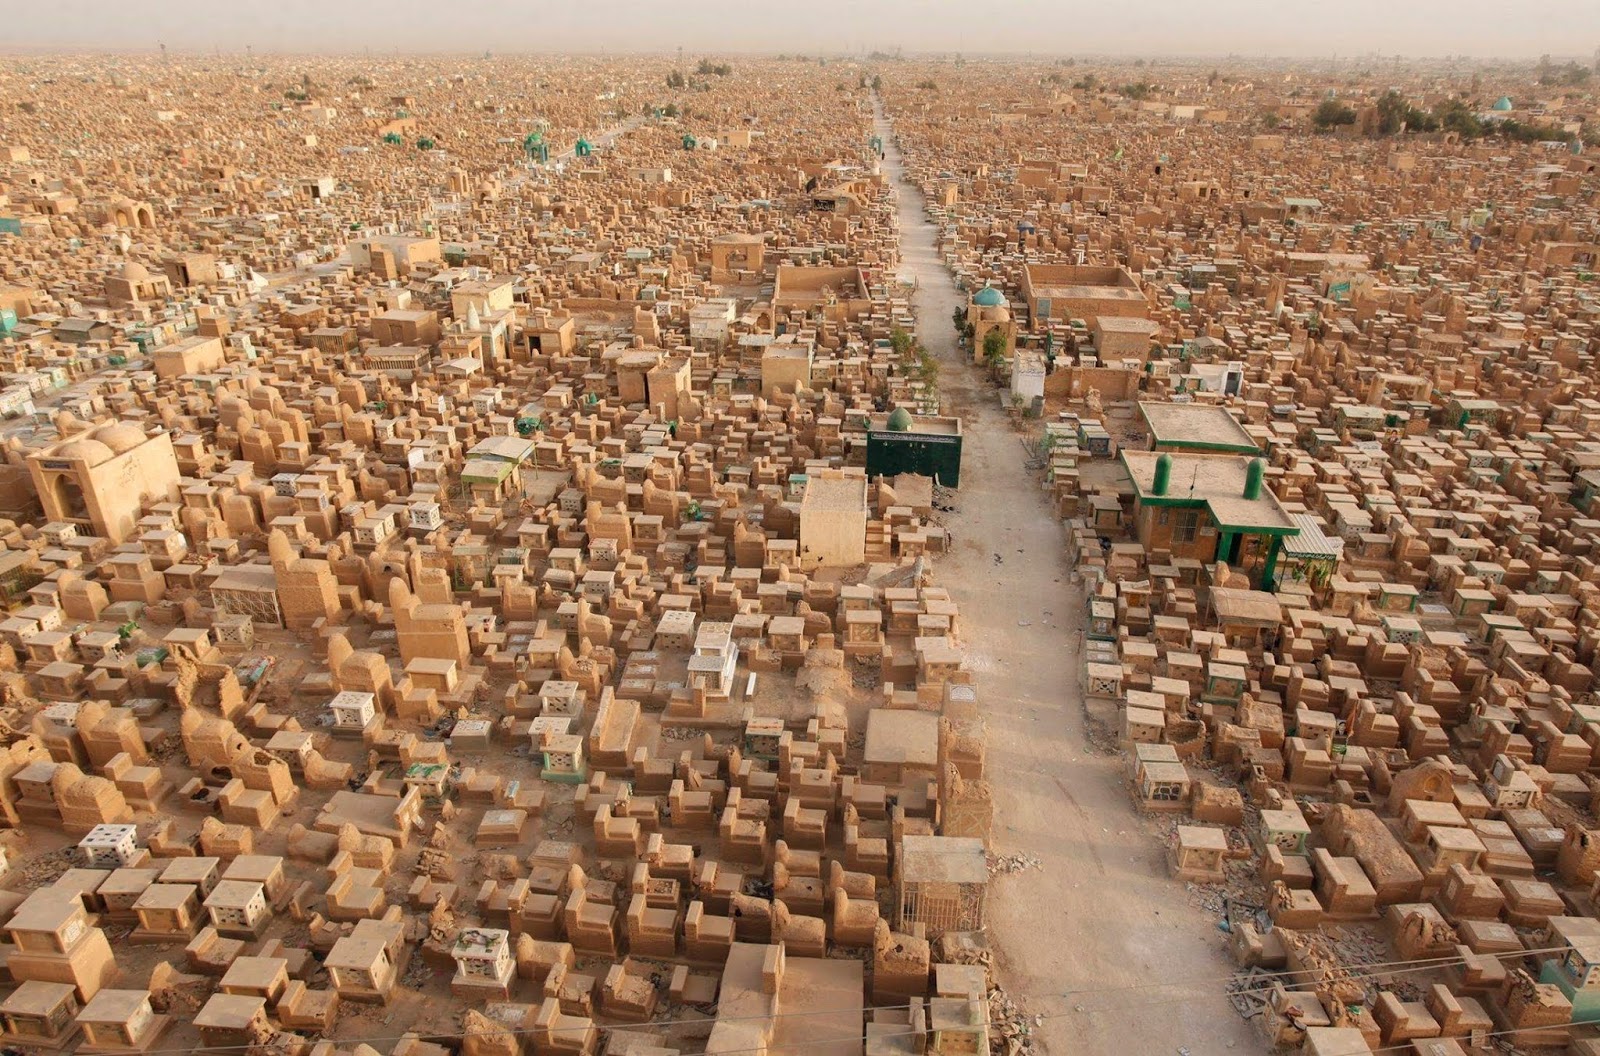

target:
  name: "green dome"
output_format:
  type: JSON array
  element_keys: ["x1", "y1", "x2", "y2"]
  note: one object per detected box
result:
[
  {"x1": 973, "y1": 286, "x2": 1005, "y2": 308},
  {"x1": 1493, "y1": 96, "x2": 1513, "y2": 112},
  {"x1": 886, "y1": 407, "x2": 914, "y2": 432}
]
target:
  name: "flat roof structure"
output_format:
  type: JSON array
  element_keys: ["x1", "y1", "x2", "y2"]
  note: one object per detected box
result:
[
  {"x1": 1138, "y1": 402, "x2": 1260, "y2": 454},
  {"x1": 708, "y1": 944, "x2": 864, "y2": 1056},
  {"x1": 800, "y1": 473, "x2": 868, "y2": 513},
  {"x1": 1022, "y1": 263, "x2": 1146, "y2": 304},
  {"x1": 868, "y1": 414, "x2": 960, "y2": 436},
  {"x1": 467, "y1": 436, "x2": 535, "y2": 462},
  {"x1": 899, "y1": 835, "x2": 987, "y2": 885},
  {"x1": 1121, "y1": 450, "x2": 1299, "y2": 536},
  {"x1": 863, "y1": 710, "x2": 940, "y2": 770},
  {"x1": 1281, "y1": 513, "x2": 1344, "y2": 561},
  {"x1": 460, "y1": 459, "x2": 517, "y2": 485},
  {"x1": 1210, "y1": 587, "x2": 1284, "y2": 629},
  {"x1": 1095, "y1": 316, "x2": 1162, "y2": 336}
]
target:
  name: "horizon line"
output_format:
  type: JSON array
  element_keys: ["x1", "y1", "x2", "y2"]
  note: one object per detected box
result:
[{"x1": 0, "y1": 48, "x2": 1593, "y2": 63}]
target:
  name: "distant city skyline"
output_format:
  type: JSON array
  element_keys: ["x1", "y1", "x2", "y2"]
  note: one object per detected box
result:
[{"x1": 3, "y1": 0, "x2": 1598, "y2": 60}]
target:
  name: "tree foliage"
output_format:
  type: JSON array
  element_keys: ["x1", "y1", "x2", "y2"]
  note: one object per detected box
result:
[
  {"x1": 1311, "y1": 99, "x2": 1357, "y2": 130},
  {"x1": 1539, "y1": 60, "x2": 1591, "y2": 87},
  {"x1": 1375, "y1": 90, "x2": 1437, "y2": 135},
  {"x1": 982, "y1": 327, "x2": 1008, "y2": 367},
  {"x1": 890, "y1": 326, "x2": 939, "y2": 391},
  {"x1": 1372, "y1": 93, "x2": 1576, "y2": 145},
  {"x1": 1434, "y1": 98, "x2": 1483, "y2": 139}
]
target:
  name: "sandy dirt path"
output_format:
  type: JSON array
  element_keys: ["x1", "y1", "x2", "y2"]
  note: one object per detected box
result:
[{"x1": 871, "y1": 97, "x2": 1261, "y2": 1056}]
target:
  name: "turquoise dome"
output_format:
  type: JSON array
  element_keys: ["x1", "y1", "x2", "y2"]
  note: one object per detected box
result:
[
  {"x1": 1493, "y1": 96, "x2": 1513, "y2": 112},
  {"x1": 973, "y1": 286, "x2": 1004, "y2": 307}
]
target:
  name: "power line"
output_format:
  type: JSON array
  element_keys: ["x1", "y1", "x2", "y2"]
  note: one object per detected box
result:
[
  {"x1": 1011, "y1": 942, "x2": 1576, "y2": 1011},
  {"x1": 1365, "y1": 1016, "x2": 1600, "y2": 1055},
  {"x1": 1221, "y1": 942, "x2": 1573, "y2": 997}
]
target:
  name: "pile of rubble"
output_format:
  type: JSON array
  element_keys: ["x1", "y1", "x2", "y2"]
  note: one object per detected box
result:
[
  {"x1": 987, "y1": 984, "x2": 1038, "y2": 1056},
  {"x1": 987, "y1": 852, "x2": 1042, "y2": 877}
]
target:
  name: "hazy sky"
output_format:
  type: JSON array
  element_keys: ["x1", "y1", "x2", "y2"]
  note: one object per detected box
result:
[{"x1": 5, "y1": 0, "x2": 1599, "y2": 59}]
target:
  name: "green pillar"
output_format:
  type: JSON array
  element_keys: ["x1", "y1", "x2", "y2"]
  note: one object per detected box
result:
[
  {"x1": 1263, "y1": 537, "x2": 1282, "y2": 591},
  {"x1": 1215, "y1": 530, "x2": 1235, "y2": 568}
]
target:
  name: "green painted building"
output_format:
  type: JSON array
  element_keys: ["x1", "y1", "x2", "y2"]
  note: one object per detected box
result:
[
  {"x1": 864, "y1": 412, "x2": 963, "y2": 488},
  {"x1": 1120, "y1": 449, "x2": 1299, "y2": 590},
  {"x1": 1538, "y1": 918, "x2": 1600, "y2": 1023}
]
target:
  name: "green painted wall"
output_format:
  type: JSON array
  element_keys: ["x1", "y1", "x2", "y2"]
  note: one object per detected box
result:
[{"x1": 866, "y1": 431, "x2": 963, "y2": 488}]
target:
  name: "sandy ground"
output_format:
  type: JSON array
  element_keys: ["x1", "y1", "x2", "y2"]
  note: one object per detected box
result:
[{"x1": 872, "y1": 100, "x2": 1262, "y2": 1056}]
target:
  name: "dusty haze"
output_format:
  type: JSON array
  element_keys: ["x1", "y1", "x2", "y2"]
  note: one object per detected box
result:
[{"x1": 5, "y1": 0, "x2": 1599, "y2": 59}]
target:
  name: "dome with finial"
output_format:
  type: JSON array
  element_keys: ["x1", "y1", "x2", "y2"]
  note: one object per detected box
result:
[
  {"x1": 972, "y1": 286, "x2": 1005, "y2": 308},
  {"x1": 1493, "y1": 96, "x2": 1513, "y2": 112}
]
